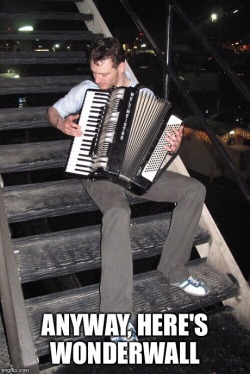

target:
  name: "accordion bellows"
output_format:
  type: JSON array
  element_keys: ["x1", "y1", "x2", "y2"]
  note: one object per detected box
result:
[{"x1": 66, "y1": 86, "x2": 182, "y2": 195}]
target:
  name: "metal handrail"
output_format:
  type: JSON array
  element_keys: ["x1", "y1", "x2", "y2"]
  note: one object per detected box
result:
[
  {"x1": 168, "y1": 0, "x2": 250, "y2": 104},
  {"x1": 119, "y1": 0, "x2": 250, "y2": 202}
]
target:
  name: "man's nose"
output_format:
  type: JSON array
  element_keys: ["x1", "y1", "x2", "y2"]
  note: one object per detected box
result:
[{"x1": 94, "y1": 75, "x2": 101, "y2": 84}]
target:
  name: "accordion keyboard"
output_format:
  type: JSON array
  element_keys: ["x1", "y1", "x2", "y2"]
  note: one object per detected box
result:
[{"x1": 66, "y1": 90, "x2": 110, "y2": 176}]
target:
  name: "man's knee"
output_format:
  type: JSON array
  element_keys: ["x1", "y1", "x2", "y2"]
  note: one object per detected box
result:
[
  {"x1": 185, "y1": 178, "x2": 206, "y2": 202},
  {"x1": 104, "y1": 204, "x2": 131, "y2": 222}
]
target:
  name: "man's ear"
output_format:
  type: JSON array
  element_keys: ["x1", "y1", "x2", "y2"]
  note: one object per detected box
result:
[{"x1": 118, "y1": 61, "x2": 126, "y2": 74}]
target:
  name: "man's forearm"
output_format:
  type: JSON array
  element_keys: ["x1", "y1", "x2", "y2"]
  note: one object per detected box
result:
[
  {"x1": 47, "y1": 107, "x2": 81, "y2": 136},
  {"x1": 47, "y1": 107, "x2": 64, "y2": 129}
]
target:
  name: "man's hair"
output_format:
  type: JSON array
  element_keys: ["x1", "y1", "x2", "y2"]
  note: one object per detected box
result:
[{"x1": 89, "y1": 37, "x2": 125, "y2": 68}]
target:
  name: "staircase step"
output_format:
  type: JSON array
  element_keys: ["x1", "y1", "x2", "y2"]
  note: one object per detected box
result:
[
  {"x1": 0, "y1": 51, "x2": 88, "y2": 65},
  {"x1": 0, "y1": 31, "x2": 102, "y2": 41},
  {"x1": 0, "y1": 107, "x2": 49, "y2": 131},
  {"x1": 0, "y1": 75, "x2": 90, "y2": 95},
  {"x1": 0, "y1": 11, "x2": 93, "y2": 21},
  {"x1": 14, "y1": 213, "x2": 210, "y2": 283},
  {"x1": 2, "y1": 180, "x2": 143, "y2": 223},
  {"x1": 0, "y1": 140, "x2": 70, "y2": 173},
  {"x1": 25, "y1": 259, "x2": 239, "y2": 357}
]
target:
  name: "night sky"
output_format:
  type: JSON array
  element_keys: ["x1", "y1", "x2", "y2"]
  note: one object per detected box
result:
[
  {"x1": 1, "y1": 0, "x2": 250, "y2": 42},
  {"x1": 95, "y1": 0, "x2": 250, "y2": 40}
]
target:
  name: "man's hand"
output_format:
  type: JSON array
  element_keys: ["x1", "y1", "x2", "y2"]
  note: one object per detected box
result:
[
  {"x1": 165, "y1": 125, "x2": 183, "y2": 153},
  {"x1": 57, "y1": 114, "x2": 81, "y2": 137},
  {"x1": 47, "y1": 107, "x2": 82, "y2": 137}
]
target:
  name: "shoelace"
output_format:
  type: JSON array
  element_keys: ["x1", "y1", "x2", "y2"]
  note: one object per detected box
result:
[
  {"x1": 188, "y1": 276, "x2": 201, "y2": 287},
  {"x1": 127, "y1": 321, "x2": 136, "y2": 338}
]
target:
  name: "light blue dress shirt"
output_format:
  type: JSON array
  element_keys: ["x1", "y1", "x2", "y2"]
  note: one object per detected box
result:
[{"x1": 53, "y1": 71, "x2": 142, "y2": 118}]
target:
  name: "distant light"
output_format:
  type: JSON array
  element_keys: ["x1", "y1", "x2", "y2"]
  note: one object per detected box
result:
[
  {"x1": 34, "y1": 49, "x2": 50, "y2": 52},
  {"x1": 0, "y1": 70, "x2": 20, "y2": 79},
  {"x1": 141, "y1": 44, "x2": 147, "y2": 48},
  {"x1": 18, "y1": 26, "x2": 33, "y2": 32},
  {"x1": 211, "y1": 14, "x2": 218, "y2": 22},
  {"x1": 54, "y1": 44, "x2": 60, "y2": 49},
  {"x1": 232, "y1": 9, "x2": 238, "y2": 14}
]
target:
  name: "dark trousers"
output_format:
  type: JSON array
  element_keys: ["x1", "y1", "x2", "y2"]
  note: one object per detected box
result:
[{"x1": 82, "y1": 170, "x2": 206, "y2": 314}]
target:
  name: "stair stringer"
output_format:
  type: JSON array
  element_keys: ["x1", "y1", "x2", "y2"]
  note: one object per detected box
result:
[
  {"x1": 0, "y1": 188, "x2": 39, "y2": 372},
  {"x1": 168, "y1": 156, "x2": 250, "y2": 330},
  {"x1": 76, "y1": 0, "x2": 137, "y2": 80}
]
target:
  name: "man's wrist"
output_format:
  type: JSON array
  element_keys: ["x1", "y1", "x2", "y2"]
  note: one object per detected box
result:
[{"x1": 56, "y1": 116, "x2": 63, "y2": 130}]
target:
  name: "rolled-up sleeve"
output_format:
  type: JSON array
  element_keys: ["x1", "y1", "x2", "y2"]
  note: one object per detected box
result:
[{"x1": 53, "y1": 80, "x2": 97, "y2": 118}]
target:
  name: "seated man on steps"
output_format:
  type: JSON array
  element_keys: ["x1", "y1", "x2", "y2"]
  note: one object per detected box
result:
[{"x1": 47, "y1": 36, "x2": 209, "y2": 342}]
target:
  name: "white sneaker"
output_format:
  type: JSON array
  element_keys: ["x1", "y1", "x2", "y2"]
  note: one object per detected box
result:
[
  {"x1": 172, "y1": 276, "x2": 210, "y2": 296},
  {"x1": 110, "y1": 320, "x2": 138, "y2": 343}
]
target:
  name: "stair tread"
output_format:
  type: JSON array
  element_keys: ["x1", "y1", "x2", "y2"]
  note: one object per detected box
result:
[
  {"x1": 0, "y1": 31, "x2": 103, "y2": 41},
  {"x1": 0, "y1": 75, "x2": 91, "y2": 95},
  {"x1": 0, "y1": 106, "x2": 47, "y2": 119},
  {"x1": 0, "y1": 11, "x2": 93, "y2": 21},
  {"x1": 3, "y1": 179, "x2": 95, "y2": 222},
  {"x1": 0, "y1": 140, "x2": 70, "y2": 173},
  {"x1": 14, "y1": 212, "x2": 210, "y2": 283},
  {"x1": 0, "y1": 106, "x2": 49, "y2": 130},
  {"x1": 25, "y1": 260, "x2": 239, "y2": 357},
  {"x1": 2, "y1": 180, "x2": 144, "y2": 223},
  {"x1": 0, "y1": 51, "x2": 88, "y2": 65}
]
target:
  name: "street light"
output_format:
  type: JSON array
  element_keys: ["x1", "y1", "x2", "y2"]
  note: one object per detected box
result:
[{"x1": 211, "y1": 13, "x2": 218, "y2": 22}]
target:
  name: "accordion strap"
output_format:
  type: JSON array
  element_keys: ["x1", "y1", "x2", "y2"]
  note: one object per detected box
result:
[{"x1": 134, "y1": 83, "x2": 148, "y2": 91}]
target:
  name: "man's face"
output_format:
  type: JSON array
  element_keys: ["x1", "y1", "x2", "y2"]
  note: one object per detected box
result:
[{"x1": 90, "y1": 57, "x2": 125, "y2": 90}]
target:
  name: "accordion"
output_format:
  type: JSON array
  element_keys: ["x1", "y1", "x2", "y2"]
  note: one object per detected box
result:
[{"x1": 66, "y1": 86, "x2": 182, "y2": 195}]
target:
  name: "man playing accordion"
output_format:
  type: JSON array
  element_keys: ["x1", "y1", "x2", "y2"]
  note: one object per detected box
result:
[{"x1": 47, "y1": 37, "x2": 209, "y2": 342}]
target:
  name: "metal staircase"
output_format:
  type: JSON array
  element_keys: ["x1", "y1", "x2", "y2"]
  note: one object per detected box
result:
[{"x1": 0, "y1": 0, "x2": 249, "y2": 372}]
